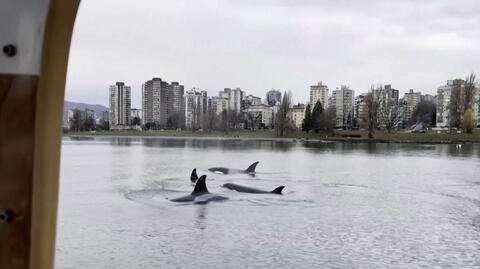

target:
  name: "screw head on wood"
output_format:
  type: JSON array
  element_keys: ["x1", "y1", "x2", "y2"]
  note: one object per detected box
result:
[
  {"x1": 0, "y1": 209, "x2": 15, "y2": 223},
  {"x1": 2, "y1": 44, "x2": 17, "y2": 57}
]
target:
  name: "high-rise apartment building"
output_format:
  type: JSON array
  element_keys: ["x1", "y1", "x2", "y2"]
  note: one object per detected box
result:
[
  {"x1": 384, "y1": 84, "x2": 399, "y2": 105},
  {"x1": 109, "y1": 82, "x2": 131, "y2": 128},
  {"x1": 142, "y1": 78, "x2": 170, "y2": 126},
  {"x1": 354, "y1": 94, "x2": 368, "y2": 128},
  {"x1": 403, "y1": 89, "x2": 422, "y2": 124},
  {"x1": 423, "y1": 94, "x2": 435, "y2": 103},
  {"x1": 219, "y1": 88, "x2": 244, "y2": 113},
  {"x1": 436, "y1": 79, "x2": 480, "y2": 127},
  {"x1": 184, "y1": 88, "x2": 208, "y2": 129},
  {"x1": 310, "y1": 81, "x2": 329, "y2": 107},
  {"x1": 169, "y1": 82, "x2": 185, "y2": 116},
  {"x1": 211, "y1": 96, "x2": 228, "y2": 115},
  {"x1": 373, "y1": 84, "x2": 401, "y2": 128},
  {"x1": 436, "y1": 81, "x2": 454, "y2": 128},
  {"x1": 330, "y1": 85, "x2": 355, "y2": 128}
]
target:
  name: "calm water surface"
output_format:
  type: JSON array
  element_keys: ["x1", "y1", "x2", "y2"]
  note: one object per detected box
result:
[{"x1": 56, "y1": 137, "x2": 480, "y2": 268}]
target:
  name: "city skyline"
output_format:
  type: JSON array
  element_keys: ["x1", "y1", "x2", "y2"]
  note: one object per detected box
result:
[
  {"x1": 63, "y1": 76, "x2": 479, "y2": 133},
  {"x1": 65, "y1": 0, "x2": 480, "y2": 107}
]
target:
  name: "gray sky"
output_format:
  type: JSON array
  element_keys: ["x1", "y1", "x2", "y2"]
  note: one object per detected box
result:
[{"x1": 65, "y1": 0, "x2": 480, "y2": 108}]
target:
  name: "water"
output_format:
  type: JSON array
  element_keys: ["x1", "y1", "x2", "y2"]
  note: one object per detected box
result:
[{"x1": 56, "y1": 137, "x2": 480, "y2": 268}]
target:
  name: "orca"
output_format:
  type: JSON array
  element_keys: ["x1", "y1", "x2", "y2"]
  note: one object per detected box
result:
[
  {"x1": 170, "y1": 175, "x2": 228, "y2": 204},
  {"x1": 190, "y1": 168, "x2": 198, "y2": 183},
  {"x1": 222, "y1": 183, "x2": 285, "y2": 194},
  {"x1": 208, "y1": 161, "x2": 259, "y2": 175}
]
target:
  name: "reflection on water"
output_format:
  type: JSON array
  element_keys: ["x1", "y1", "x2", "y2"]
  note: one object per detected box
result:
[
  {"x1": 195, "y1": 205, "x2": 207, "y2": 230},
  {"x1": 58, "y1": 137, "x2": 480, "y2": 268},
  {"x1": 69, "y1": 136, "x2": 480, "y2": 158}
]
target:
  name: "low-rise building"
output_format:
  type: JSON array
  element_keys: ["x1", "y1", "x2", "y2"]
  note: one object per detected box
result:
[
  {"x1": 244, "y1": 104, "x2": 274, "y2": 129},
  {"x1": 288, "y1": 103, "x2": 306, "y2": 129},
  {"x1": 243, "y1": 94, "x2": 262, "y2": 108}
]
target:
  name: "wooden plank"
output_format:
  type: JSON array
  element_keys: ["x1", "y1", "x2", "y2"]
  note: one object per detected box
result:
[
  {"x1": 30, "y1": 1, "x2": 80, "y2": 268},
  {"x1": 1, "y1": 1, "x2": 79, "y2": 268},
  {"x1": 0, "y1": 74, "x2": 38, "y2": 269}
]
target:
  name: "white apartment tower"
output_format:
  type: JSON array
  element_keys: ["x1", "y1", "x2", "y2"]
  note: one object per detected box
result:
[
  {"x1": 330, "y1": 85, "x2": 355, "y2": 128},
  {"x1": 184, "y1": 89, "x2": 208, "y2": 129},
  {"x1": 436, "y1": 79, "x2": 480, "y2": 127},
  {"x1": 211, "y1": 96, "x2": 228, "y2": 115},
  {"x1": 220, "y1": 88, "x2": 245, "y2": 113},
  {"x1": 310, "y1": 81, "x2": 329, "y2": 107},
  {"x1": 109, "y1": 82, "x2": 131, "y2": 128},
  {"x1": 403, "y1": 89, "x2": 422, "y2": 123}
]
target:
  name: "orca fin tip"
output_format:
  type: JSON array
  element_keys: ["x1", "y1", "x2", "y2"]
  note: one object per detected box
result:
[{"x1": 271, "y1": 186, "x2": 285, "y2": 194}]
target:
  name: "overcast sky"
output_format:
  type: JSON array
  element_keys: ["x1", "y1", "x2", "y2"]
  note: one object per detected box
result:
[{"x1": 65, "y1": 0, "x2": 480, "y2": 108}]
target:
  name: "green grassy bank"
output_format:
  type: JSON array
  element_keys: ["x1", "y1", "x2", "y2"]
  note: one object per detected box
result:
[{"x1": 67, "y1": 129, "x2": 480, "y2": 143}]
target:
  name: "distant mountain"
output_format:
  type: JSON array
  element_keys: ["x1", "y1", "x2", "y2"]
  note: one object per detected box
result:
[{"x1": 64, "y1": 100, "x2": 108, "y2": 119}]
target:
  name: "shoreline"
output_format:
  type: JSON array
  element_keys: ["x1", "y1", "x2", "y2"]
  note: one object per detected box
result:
[{"x1": 66, "y1": 130, "x2": 480, "y2": 144}]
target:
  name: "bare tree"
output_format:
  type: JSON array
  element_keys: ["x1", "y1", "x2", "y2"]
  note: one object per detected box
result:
[
  {"x1": 227, "y1": 111, "x2": 242, "y2": 130},
  {"x1": 447, "y1": 73, "x2": 477, "y2": 130},
  {"x1": 464, "y1": 72, "x2": 477, "y2": 111},
  {"x1": 380, "y1": 106, "x2": 403, "y2": 132},
  {"x1": 187, "y1": 99, "x2": 202, "y2": 131},
  {"x1": 448, "y1": 79, "x2": 463, "y2": 129},
  {"x1": 219, "y1": 109, "x2": 228, "y2": 133},
  {"x1": 365, "y1": 86, "x2": 379, "y2": 138},
  {"x1": 244, "y1": 112, "x2": 256, "y2": 130},
  {"x1": 275, "y1": 91, "x2": 293, "y2": 137},
  {"x1": 204, "y1": 107, "x2": 217, "y2": 131}
]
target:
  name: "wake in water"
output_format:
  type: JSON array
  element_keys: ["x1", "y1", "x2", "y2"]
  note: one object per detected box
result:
[
  {"x1": 125, "y1": 188, "x2": 314, "y2": 208},
  {"x1": 125, "y1": 161, "x2": 321, "y2": 207}
]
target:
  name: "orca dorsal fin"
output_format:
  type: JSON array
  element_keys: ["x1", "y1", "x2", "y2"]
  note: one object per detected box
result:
[
  {"x1": 192, "y1": 175, "x2": 208, "y2": 194},
  {"x1": 271, "y1": 186, "x2": 285, "y2": 194},
  {"x1": 245, "y1": 161, "x2": 259, "y2": 174},
  {"x1": 190, "y1": 168, "x2": 198, "y2": 182}
]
